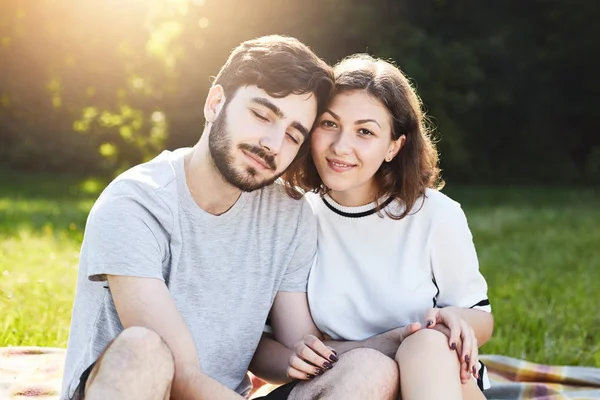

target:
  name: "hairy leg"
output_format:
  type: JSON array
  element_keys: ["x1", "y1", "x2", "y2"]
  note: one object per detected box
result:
[
  {"x1": 289, "y1": 347, "x2": 399, "y2": 400},
  {"x1": 84, "y1": 326, "x2": 175, "y2": 400}
]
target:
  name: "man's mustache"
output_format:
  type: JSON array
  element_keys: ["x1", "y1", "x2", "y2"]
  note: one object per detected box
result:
[{"x1": 238, "y1": 143, "x2": 277, "y2": 170}]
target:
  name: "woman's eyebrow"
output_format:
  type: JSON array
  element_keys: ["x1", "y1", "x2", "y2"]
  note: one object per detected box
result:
[{"x1": 355, "y1": 118, "x2": 381, "y2": 128}]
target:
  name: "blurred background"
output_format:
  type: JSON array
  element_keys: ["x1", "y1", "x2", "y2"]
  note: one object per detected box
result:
[{"x1": 0, "y1": 0, "x2": 599, "y2": 368}]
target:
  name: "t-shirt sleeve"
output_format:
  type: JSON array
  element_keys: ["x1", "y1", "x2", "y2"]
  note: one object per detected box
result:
[
  {"x1": 278, "y1": 198, "x2": 317, "y2": 292},
  {"x1": 430, "y1": 201, "x2": 492, "y2": 313},
  {"x1": 79, "y1": 191, "x2": 169, "y2": 282}
]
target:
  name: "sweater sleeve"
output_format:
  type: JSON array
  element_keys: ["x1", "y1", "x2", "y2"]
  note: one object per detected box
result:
[{"x1": 429, "y1": 200, "x2": 491, "y2": 313}]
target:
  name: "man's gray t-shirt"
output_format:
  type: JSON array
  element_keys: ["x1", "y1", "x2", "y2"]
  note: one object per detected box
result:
[{"x1": 60, "y1": 148, "x2": 316, "y2": 399}]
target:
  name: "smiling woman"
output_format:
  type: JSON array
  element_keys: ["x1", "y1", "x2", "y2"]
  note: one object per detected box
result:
[
  {"x1": 310, "y1": 91, "x2": 404, "y2": 206},
  {"x1": 279, "y1": 55, "x2": 493, "y2": 400}
]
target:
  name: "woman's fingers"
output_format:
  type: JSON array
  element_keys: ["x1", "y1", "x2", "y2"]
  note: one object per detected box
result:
[
  {"x1": 287, "y1": 354, "x2": 323, "y2": 380},
  {"x1": 303, "y1": 334, "x2": 338, "y2": 363},
  {"x1": 294, "y1": 340, "x2": 335, "y2": 371},
  {"x1": 424, "y1": 308, "x2": 439, "y2": 328},
  {"x1": 440, "y1": 313, "x2": 462, "y2": 353},
  {"x1": 458, "y1": 319, "x2": 474, "y2": 383},
  {"x1": 469, "y1": 328, "x2": 479, "y2": 380}
]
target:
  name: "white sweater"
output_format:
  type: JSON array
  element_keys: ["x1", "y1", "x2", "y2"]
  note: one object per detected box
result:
[{"x1": 306, "y1": 189, "x2": 491, "y2": 341}]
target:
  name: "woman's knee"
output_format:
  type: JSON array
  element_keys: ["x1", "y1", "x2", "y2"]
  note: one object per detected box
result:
[{"x1": 396, "y1": 328, "x2": 454, "y2": 363}]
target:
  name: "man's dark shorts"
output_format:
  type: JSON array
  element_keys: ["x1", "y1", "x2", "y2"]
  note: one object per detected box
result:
[
  {"x1": 69, "y1": 361, "x2": 96, "y2": 400},
  {"x1": 253, "y1": 381, "x2": 299, "y2": 400},
  {"x1": 71, "y1": 362, "x2": 299, "y2": 400}
]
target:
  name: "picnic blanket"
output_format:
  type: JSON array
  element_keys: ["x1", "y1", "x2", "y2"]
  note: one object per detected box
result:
[{"x1": 1, "y1": 347, "x2": 600, "y2": 399}]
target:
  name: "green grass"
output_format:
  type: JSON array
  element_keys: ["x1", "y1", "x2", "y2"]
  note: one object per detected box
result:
[
  {"x1": 0, "y1": 172, "x2": 105, "y2": 348},
  {"x1": 1, "y1": 174, "x2": 599, "y2": 367}
]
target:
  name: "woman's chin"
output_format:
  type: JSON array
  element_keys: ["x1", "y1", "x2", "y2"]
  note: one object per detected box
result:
[{"x1": 322, "y1": 182, "x2": 353, "y2": 194}]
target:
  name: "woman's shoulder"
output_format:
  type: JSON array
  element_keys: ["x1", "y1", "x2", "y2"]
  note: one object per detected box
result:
[
  {"x1": 400, "y1": 188, "x2": 464, "y2": 222},
  {"x1": 422, "y1": 188, "x2": 461, "y2": 210},
  {"x1": 418, "y1": 188, "x2": 471, "y2": 230}
]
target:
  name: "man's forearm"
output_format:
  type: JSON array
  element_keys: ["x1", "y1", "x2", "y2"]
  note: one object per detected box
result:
[
  {"x1": 249, "y1": 335, "x2": 294, "y2": 384},
  {"x1": 172, "y1": 365, "x2": 245, "y2": 400},
  {"x1": 324, "y1": 329, "x2": 401, "y2": 359}
]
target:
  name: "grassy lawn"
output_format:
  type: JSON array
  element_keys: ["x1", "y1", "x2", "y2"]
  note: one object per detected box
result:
[{"x1": 1, "y1": 173, "x2": 599, "y2": 367}]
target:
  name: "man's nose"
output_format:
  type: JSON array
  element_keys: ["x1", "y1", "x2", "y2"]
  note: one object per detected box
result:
[{"x1": 259, "y1": 127, "x2": 286, "y2": 155}]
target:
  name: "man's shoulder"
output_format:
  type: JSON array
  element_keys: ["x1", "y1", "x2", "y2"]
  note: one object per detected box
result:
[
  {"x1": 91, "y1": 149, "x2": 185, "y2": 219},
  {"x1": 112, "y1": 149, "x2": 183, "y2": 193},
  {"x1": 256, "y1": 181, "x2": 311, "y2": 212},
  {"x1": 246, "y1": 182, "x2": 316, "y2": 231}
]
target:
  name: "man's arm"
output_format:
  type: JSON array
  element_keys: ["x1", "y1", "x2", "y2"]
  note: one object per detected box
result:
[
  {"x1": 322, "y1": 324, "x2": 420, "y2": 358},
  {"x1": 108, "y1": 275, "x2": 244, "y2": 400},
  {"x1": 250, "y1": 291, "x2": 419, "y2": 383},
  {"x1": 249, "y1": 291, "x2": 323, "y2": 383}
]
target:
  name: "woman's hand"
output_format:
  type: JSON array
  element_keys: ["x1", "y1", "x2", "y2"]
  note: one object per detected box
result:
[
  {"x1": 287, "y1": 335, "x2": 338, "y2": 380},
  {"x1": 424, "y1": 307, "x2": 479, "y2": 384}
]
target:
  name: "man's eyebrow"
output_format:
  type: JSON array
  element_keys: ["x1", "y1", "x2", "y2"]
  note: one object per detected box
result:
[
  {"x1": 291, "y1": 122, "x2": 309, "y2": 139},
  {"x1": 252, "y1": 97, "x2": 310, "y2": 138},
  {"x1": 251, "y1": 97, "x2": 284, "y2": 118},
  {"x1": 356, "y1": 119, "x2": 382, "y2": 129}
]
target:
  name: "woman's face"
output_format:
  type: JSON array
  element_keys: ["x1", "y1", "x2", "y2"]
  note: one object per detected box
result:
[{"x1": 311, "y1": 90, "x2": 404, "y2": 206}]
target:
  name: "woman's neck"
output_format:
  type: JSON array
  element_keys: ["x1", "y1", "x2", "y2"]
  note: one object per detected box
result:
[{"x1": 328, "y1": 187, "x2": 378, "y2": 207}]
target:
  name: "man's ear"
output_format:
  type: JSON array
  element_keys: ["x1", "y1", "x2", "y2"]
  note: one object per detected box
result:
[{"x1": 204, "y1": 85, "x2": 226, "y2": 123}]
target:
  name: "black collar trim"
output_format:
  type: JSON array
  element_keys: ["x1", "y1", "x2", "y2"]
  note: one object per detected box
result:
[{"x1": 321, "y1": 196, "x2": 395, "y2": 218}]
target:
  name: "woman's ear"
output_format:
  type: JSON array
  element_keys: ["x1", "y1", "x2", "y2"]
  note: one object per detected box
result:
[
  {"x1": 204, "y1": 85, "x2": 226, "y2": 123},
  {"x1": 385, "y1": 134, "x2": 406, "y2": 162}
]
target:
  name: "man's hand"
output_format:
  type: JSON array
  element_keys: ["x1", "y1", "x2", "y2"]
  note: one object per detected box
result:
[
  {"x1": 424, "y1": 308, "x2": 478, "y2": 384},
  {"x1": 320, "y1": 322, "x2": 422, "y2": 359},
  {"x1": 287, "y1": 335, "x2": 338, "y2": 380}
]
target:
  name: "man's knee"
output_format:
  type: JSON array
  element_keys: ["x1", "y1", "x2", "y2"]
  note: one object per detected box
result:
[
  {"x1": 293, "y1": 348, "x2": 398, "y2": 399},
  {"x1": 339, "y1": 348, "x2": 398, "y2": 381},
  {"x1": 94, "y1": 327, "x2": 174, "y2": 379},
  {"x1": 85, "y1": 327, "x2": 175, "y2": 398}
]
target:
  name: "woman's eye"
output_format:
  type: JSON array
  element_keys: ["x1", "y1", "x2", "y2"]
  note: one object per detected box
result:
[
  {"x1": 358, "y1": 128, "x2": 374, "y2": 136},
  {"x1": 321, "y1": 120, "x2": 337, "y2": 128},
  {"x1": 252, "y1": 110, "x2": 269, "y2": 122}
]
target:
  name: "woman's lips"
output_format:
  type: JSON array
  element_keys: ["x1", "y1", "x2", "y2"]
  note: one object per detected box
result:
[{"x1": 326, "y1": 158, "x2": 356, "y2": 172}]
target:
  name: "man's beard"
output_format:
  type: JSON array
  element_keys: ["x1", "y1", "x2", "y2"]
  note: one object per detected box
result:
[{"x1": 208, "y1": 106, "x2": 284, "y2": 192}]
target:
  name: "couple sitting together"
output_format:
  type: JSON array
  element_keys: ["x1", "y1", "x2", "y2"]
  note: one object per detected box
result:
[{"x1": 60, "y1": 34, "x2": 493, "y2": 400}]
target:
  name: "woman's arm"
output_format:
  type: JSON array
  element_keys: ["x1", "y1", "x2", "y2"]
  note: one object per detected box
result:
[
  {"x1": 440, "y1": 307, "x2": 494, "y2": 346},
  {"x1": 249, "y1": 334, "x2": 295, "y2": 384},
  {"x1": 250, "y1": 323, "x2": 422, "y2": 384}
]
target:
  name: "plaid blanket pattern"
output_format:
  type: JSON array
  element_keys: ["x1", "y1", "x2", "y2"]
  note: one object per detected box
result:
[
  {"x1": 480, "y1": 354, "x2": 600, "y2": 400},
  {"x1": 1, "y1": 347, "x2": 599, "y2": 399}
]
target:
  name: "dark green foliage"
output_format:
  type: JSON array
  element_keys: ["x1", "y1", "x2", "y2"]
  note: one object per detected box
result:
[{"x1": 0, "y1": 0, "x2": 598, "y2": 183}]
